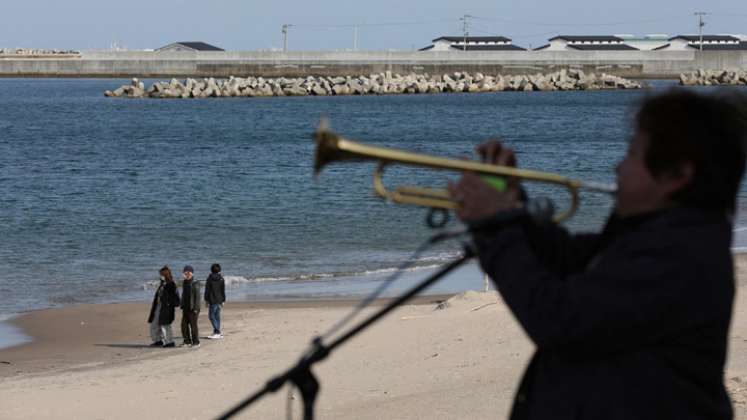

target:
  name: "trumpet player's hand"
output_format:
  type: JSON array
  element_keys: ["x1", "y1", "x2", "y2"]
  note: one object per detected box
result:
[{"x1": 448, "y1": 140, "x2": 521, "y2": 222}]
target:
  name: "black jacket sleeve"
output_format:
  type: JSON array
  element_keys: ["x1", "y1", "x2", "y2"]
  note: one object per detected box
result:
[
  {"x1": 476, "y1": 222, "x2": 732, "y2": 356},
  {"x1": 193, "y1": 282, "x2": 202, "y2": 310},
  {"x1": 165, "y1": 282, "x2": 180, "y2": 308},
  {"x1": 204, "y1": 277, "x2": 211, "y2": 302},
  {"x1": 518, "y1": 222, "x2": 602, "y2": 275}
]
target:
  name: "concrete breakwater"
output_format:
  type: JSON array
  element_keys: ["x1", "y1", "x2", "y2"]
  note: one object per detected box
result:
[
  {"x1": 2, "y1": 50, "x2": 746, "y2": 79},
  {"x1": 105, "y1": 70, "x2": 641, "y2": 98},
  {"x1": 679, "y1": 69, "x2": 747, "y2": 86}
]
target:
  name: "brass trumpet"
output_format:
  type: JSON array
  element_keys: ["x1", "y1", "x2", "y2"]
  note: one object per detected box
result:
[{"x1": 313, "y1": 121, "x2": 616, "y2": 223}]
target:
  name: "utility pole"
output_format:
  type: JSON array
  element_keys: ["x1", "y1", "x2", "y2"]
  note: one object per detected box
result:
[
  {"x1": 281, "y1": 24, "x2": 293, "y2": 52},
  {"x1": 460, "y1": 14, "x2": 472, "y2": 51},
  {"x1": 694, "y1": 12, "x2": 707, "y2": 51}
]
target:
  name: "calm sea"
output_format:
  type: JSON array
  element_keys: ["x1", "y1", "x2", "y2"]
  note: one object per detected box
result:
[{"x1": 1, "y1": 78, "x2": 746, "y2": 326}]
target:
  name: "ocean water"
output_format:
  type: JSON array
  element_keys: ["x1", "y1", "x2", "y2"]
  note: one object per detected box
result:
[{"x1": 1, "y1": 78, "x2": 746, "y2": 326}]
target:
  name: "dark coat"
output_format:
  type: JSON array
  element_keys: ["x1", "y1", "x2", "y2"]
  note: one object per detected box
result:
[
  {"x1": 147, "y1": 280, "x2": 181, "y2": 325},
  {"x1": 204, "y1": 273, "x2": 226, "y2": 304},
  {"x1": 181, "y1": 279, "x2": 201, "y2": 313},
  {"x1": 475, "y1": 208, "x2": 734, "y2": 420}
]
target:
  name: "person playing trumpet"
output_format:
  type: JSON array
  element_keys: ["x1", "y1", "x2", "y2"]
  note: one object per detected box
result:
[{"x1": 449, "y1": 89, "x2": 747, "y2": 420}]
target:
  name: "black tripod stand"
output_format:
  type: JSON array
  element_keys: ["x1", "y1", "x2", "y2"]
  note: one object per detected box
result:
[{"x1": 217, "y1": 244, "x2": 475, "y2": 420}]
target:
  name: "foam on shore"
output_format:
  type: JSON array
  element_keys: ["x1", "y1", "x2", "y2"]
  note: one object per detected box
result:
[{"x1": 0, "y1": 316, "x2": 31, "y2": 351}]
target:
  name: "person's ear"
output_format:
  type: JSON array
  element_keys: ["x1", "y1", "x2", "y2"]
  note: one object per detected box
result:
[{"x1": 661, "y1": 162, "x2": 694, "y2": 194}]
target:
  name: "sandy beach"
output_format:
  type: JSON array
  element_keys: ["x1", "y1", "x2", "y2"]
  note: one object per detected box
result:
[{"x1": 1, "y1": 257, "x2": 747, "y2": 419}]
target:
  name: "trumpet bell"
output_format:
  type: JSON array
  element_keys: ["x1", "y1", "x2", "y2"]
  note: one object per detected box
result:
[{"x1": 314, "y1": 124, "x2": 356, "y2": 175}]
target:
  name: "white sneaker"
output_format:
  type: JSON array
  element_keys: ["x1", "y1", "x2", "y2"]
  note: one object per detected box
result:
[
  {"x1": 192, "y1": 343, "x2": 201, "y2": 348},
  {"x1": 207, "y1": 334, "x2": 219, "y2": 339}
]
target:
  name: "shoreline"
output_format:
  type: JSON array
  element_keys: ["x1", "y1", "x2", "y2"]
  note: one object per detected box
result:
[
  {"x1": 4, "y1": 248, "x2": 747, "y2": 362},
  {"x1": 4, "y1": 248, "x2": 747, "y2": 353},
  {"x1": 0, "y1": 259, "x2": 491, "y2": 349},
  {"x1": 0, "y1": 294, "x2": 454, "y2": 378}
]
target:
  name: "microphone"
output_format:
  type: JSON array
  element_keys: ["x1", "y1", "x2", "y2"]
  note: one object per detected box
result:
[
  {"x1": 428, "y1": 198, "x2": 556, "y2": 244},
  {"x1": 525, "y1": 197, "x2": 556, "y2": 225}
]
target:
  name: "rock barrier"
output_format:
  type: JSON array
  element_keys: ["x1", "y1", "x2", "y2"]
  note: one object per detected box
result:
[
  {"x1": 679, "y1": 70, "x2": 747, "y2": 86},
  {"x1": 105, "y1": 70, "x2": 642, "y2": 99}
]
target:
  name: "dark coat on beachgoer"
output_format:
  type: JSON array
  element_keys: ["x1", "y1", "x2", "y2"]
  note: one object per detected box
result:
[
  {"x1": 147, "y1": 280, "x2": 181, "y2": 325},
  {"x1": 204, "y1": 273, "x2": 226, "y2": 305},
  {"x1": 475, "y1": 207, "x2": 734, "y2": 420},
  {"x1": 181, "y1": 279, "x2": 201, "y2": 313}
]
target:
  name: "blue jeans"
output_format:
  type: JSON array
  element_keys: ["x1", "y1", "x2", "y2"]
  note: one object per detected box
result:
[{"x1": 208, "y1": 304, "x2": 222, "y2": 334}]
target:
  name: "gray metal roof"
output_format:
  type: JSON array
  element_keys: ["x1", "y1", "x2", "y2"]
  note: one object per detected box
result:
[
  {"x1": 449, "y1": 44, "x2": 526, "y2": 51},
  {"x1": 549, "y1": 35, "x2": 623, "y2": 42},
  {"x1": 157, "y1": 42, "x2": 225, "y2": 51},
  {"x1": 432, "y1": 36, "x2": 512, "y2": 43},
  {"x1": 652, "y1": 43, "x2": 671, "y2": 51},
  {"x1": 668, "y1": 35, "x2": 740, "y2": 42},
  {"x1": 567, "y1": 44, "x2": 638, "y2": 51},
  {"x1": 698, "y1": 42, "x2": 747, "y2": 50}
]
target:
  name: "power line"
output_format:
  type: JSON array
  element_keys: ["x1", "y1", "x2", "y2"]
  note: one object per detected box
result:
[
  {"x1": 281, "y1": 12, "x2": 742, "y2": 32},
  {"x1": 289, "y1": 18, "x2": 456, "y2": 29},
  {"x1": 469, "y1": 21, "x2": 507, "y2": 37},
  {"x1": 702, "y1": 11, "x2": 747, "y2": 17},
  {"x1": 506, "y1": 30, "x2": 561, "y2": 39},
  {"x1": 280, "y1": 18, "x2": 459, "y2": 50},
  {"x1": 281, "y1": 19, "x2": 457, "y2": 51},
  {"x1": 472, "y1": 14, "x2": 688, "y2": 27},
  {"x1": 466, "y1": 20, "x2": 560, "y2": 39}
]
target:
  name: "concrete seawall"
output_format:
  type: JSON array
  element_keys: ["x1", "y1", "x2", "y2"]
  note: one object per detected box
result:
[{"x1": 0, "y1": 50, "x2": 745, "y2": 79}]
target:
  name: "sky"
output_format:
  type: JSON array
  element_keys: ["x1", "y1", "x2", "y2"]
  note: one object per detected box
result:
[{"x1": 2, "y1": 0, "x2": 746, "y2": 52}]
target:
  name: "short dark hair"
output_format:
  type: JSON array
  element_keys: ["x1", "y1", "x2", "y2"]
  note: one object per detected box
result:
[
  {"x1": 211, "y1": 263, "x2": 221, "y2": 274},
  {"x1": 636, "y1": 89, "x2": 747, "y2": 213}
]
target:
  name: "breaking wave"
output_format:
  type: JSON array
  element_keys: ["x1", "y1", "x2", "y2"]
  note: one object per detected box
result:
[{"x1": 139, "y1": 252, "x2": 462, "y2": 289}]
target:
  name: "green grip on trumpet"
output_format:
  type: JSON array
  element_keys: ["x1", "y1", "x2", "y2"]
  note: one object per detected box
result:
[{"x1": 481, "y1": 176, "x2": 507, "y2": 192}]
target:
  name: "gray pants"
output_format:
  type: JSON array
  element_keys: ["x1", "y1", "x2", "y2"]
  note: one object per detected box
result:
[{"x1": 149, "y1": 303, "x2": 174, "y2": 345}]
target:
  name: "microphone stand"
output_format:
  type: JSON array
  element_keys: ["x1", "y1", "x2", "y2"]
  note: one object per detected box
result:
[{"x1": 217, "y1": 243, "x2": 476, "y2": 420}]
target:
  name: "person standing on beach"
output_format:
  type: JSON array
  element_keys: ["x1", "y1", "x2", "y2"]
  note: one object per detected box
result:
[
  {"x1": 180, "y1": 265, "x2": 201, "y2": 348},
  {"x1": 449, "y1": 90, "x2": 747, "y2": 419},
  {"x1": 147, "y1": 266, "x2": 181, "y2": 348},
  {"x1": 204, "y1": 263, "x2": 226, "y2": 339}
]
